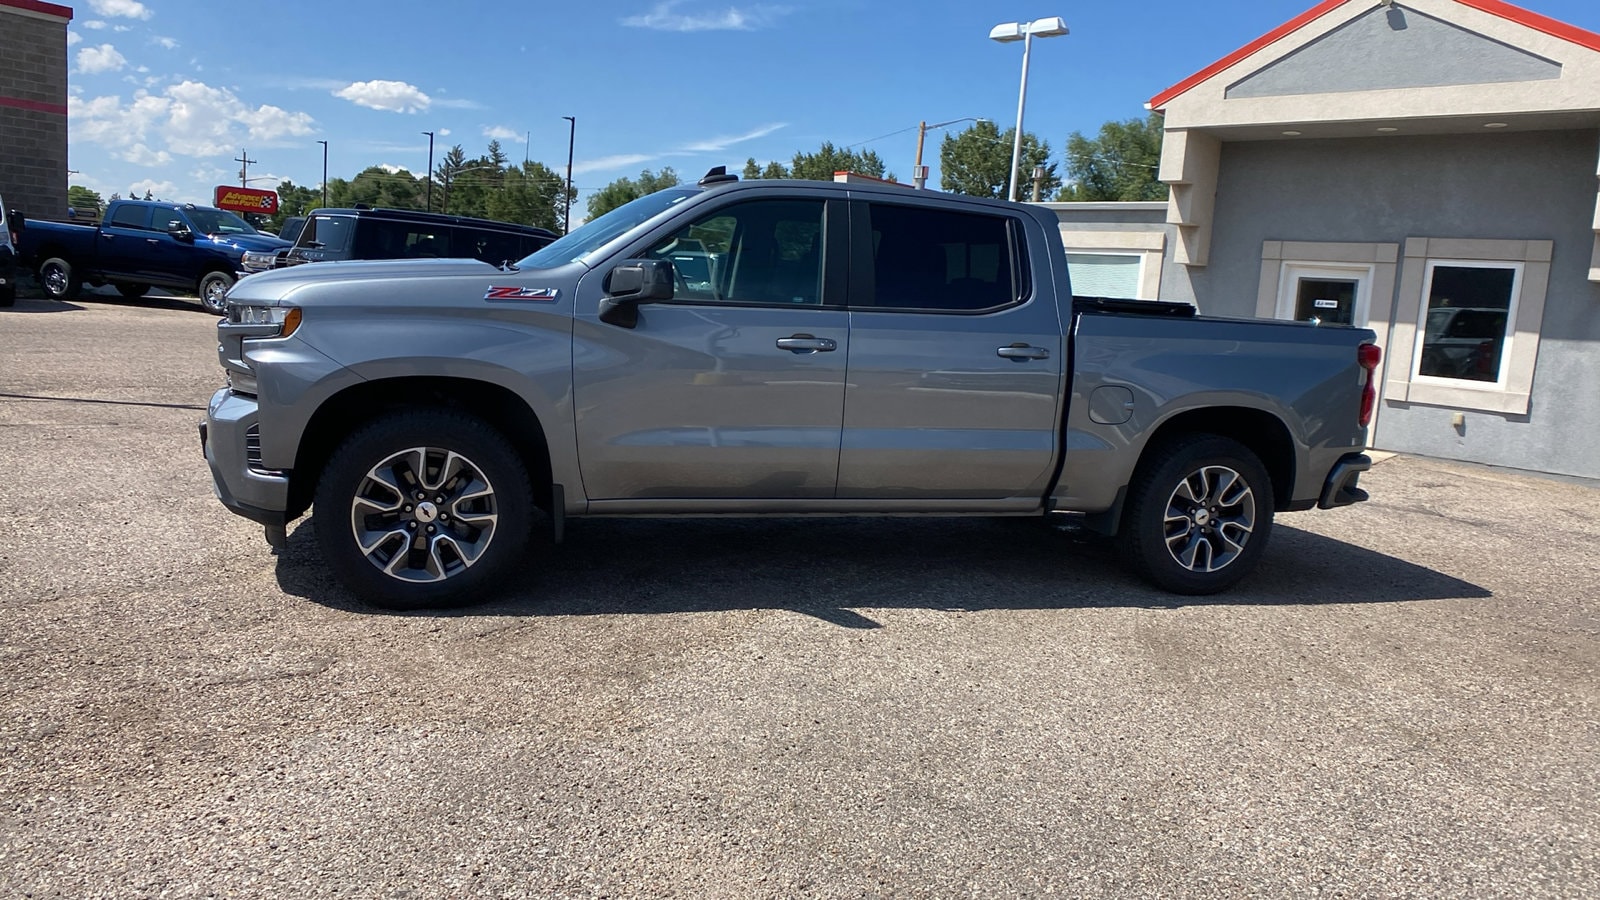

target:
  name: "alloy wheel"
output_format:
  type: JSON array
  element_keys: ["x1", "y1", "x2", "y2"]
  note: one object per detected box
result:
[
  {"x1": 1162, "y1": 464, "x2": 1256, "y2": 573},
  {"x1": 347, "y1": 446, "x2": 500, "y2": 583}
]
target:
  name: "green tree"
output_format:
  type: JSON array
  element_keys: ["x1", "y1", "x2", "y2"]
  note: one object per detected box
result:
[
  {"x1": 266, "y1": 180, "x2": 322, "y2": 231},
  {"x1": 1057, "y1": 114, "x2": 1166, "y2": 202},
  {"x1": 586, "y1": 167, "x2": 681, "y2": 220},
  {"x1": 742, "y1": 157, "x2": 762, "y2": 180},
  {"x1": 789, "y1": 141, "x2": 889, "y2": 181},
  {"x1": 67, "y1": 185, "x2": 104, "y2": 213},
  {"x1": 939, "y1": 121, "x2": 1058, "y2": 199}
]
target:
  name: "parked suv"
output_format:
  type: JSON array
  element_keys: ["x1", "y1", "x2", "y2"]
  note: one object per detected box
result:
[{"x1": 278, "y1": 207, "x2": 556, "y2": 270}]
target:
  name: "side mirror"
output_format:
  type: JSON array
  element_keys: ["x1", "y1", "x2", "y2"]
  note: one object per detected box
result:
[
  {"x1": 166, "y1": 219, "x2": 194, "y2": 242},
  {"x1": 599, "y1": 258, "x2": 675, "y2": 328}
]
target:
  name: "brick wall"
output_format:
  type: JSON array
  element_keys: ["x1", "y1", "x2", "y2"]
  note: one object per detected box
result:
[{"x1": 0, "y1": 4, "x2": 71, "y2": 222}]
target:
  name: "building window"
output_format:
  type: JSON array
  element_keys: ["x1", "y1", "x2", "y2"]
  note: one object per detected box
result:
[
  {"x1": 1413, "y1": 262, "x2": 1520, "y2": 384},
  {"x1": 1385, "y1": 238, "x2": 1552, "y2": 416},
  {"x1": 1066, "y1": 252, "x2": 1143, "y2": 299}
]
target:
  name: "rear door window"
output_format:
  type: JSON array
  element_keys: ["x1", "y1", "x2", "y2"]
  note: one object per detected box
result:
[
  {"x1": 352, "y1": 220, "x2": 454, "y2": 259},
  {"x1": 456, "y1": 228, "x2": 525, "y2": 265},
  {"x1": 108, "y1": 205, "x2": 152, "y2": 229},
  {"x1": 863, "y1": 203, "x2": 1023, "y2": 312}
]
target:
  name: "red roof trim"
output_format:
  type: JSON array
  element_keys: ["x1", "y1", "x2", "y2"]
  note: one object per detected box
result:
[
  {"x1": 0, "y1": 0, "x2": 74, "y2": 21},
  {"x1": 1454, "y1": 0, "x2": 1600, "y2": 53},
  {"x1": 0, "y1": 95, "x2": 68, "y2": 116},
  {"x1": 1148, "y1": 0, "x2": 1600, "y2": 111},
  {"x1": 1148, "y1": 0, "x2": 1347, "y2": 111}
]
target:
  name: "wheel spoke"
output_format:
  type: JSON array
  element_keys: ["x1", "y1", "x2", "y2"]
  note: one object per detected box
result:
[
  {"x1": 347, "y1": 442, "x2": 500, "y2": 585},
  {"x1": 1162, "y1": 462, "x2": 1258, "y2": 574}
]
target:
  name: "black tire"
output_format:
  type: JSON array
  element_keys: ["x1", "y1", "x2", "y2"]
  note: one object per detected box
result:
[
  {"x1": 39, "y1": 257, "x2": 81, "y2": 301},
  {"x1": 197, "y1": 271, "x2": 233, "y2": 314},
  {"x1": 1119, "y1": 434, "x2": 1275, "y2": 595},
  {"x1": 313, "y1": 410, "x2": 535, "y2": 610},
  {"x1": 116, "y1": 283, "x2": 151, "y2": 300}
]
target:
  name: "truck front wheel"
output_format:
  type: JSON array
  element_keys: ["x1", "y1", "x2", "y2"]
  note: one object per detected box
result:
[
  {"x1": 1119, "y1": 434, "x2": 1274, "y2": 595},
  {"x1": 198, "y1": 271, "x2": 233, "y2": 314},
  {"x1": 39, "y1": 257, "x2": 81, "y2": 301},
  {"x1": 313, "y1": 410, "x2": 535, "y2": 610}
]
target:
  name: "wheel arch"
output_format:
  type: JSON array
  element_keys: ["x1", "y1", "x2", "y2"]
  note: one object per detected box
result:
[
  {"x1": 288, "y1": 376, "x2": 554, "y2": 520},
  {"x1": 1135, "y1": 406, "x2": 1297, "y2": 510}
]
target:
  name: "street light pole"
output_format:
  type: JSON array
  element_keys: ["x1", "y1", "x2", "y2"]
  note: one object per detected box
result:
[
  {"x1": 422, "y1": 131, "x2": 435, "y2": 211},
  {"x1": 990, "y1": 17, "x2": 1068, "y2": 202},
  {"x1": 562, "y1": 116, "x2": 575, "y2": 235},
  {"x1": 316, "y1": 140, "x2": 328, "y2": 209},
  {"x1": 913, "y1": 117, "x2": 985, "y2": 190}
]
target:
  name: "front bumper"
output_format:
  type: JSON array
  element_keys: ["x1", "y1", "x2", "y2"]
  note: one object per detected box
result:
[
  {"x1": 1318, "y1": 452, "x2": 1372, "y2": 509},
  {"x1": 202, "y1": 386, "x2": 290, "y2": 527}
]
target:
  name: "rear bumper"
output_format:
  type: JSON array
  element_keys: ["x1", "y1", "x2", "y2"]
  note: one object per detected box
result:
[{"x1": 1318, "y1": 452, "x2": 1372, "y2": 509}]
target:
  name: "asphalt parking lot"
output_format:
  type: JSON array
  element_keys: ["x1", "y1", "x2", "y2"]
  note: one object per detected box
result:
[{"x1": 2, "y1": 292, "x2": 1597, "y2": 898}]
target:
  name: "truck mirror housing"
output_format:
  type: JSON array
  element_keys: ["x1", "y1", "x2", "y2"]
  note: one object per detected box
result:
[
  {"x1": 600, "y1": 259, "x2": 675, "y2": 329},
  {"x1": 167, "y1": 219, "x2": 194, "y2": 242}
]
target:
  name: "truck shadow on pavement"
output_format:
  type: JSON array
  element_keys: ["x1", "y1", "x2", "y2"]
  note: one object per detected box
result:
[{"x1": 276, "y1": 516, "x2": 1491, "y2": 627}]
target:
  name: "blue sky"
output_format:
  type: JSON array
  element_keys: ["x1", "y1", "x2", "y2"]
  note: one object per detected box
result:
[{"x1": 65, "y1": 0, "x2": 1600, "y2": 215}]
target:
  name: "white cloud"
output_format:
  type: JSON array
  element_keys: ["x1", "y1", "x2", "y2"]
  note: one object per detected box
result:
[
  {"x1": 437, "y1": 128, "x2": 451, "y2": 137},
  {"x1": 89, "y1": 0, "x2": 152, "y2": 19},
  {"x1": 334, "y1": 80, "x2": 431, "y2": 113},
  {"x1": 127, "y1": 178, "x2": 178, "y2": 200},
  {"x1": 82, "y1": 19, "x2": 108, "y2": 29},
  {"x1": 377, "y1": 163, "x2": 412, "y2": 175},
  {"x1": 76, "y1": 44, "x2": 127, "y2": 75},
  {"x1": 67, "y1": 31, "x2": 82, "y2": 45},
  {"x1": 621, "y1": 1, "x2": 789, "y2": 31},
  {"x1": 123, "y1": 143, "x2": 171, "y2": 166},
  {"x1": 678, "y1": 122, "x2": 786, "y2": 152},
  {"x1": 571, "y1": 153, "x2": 658, "y2": 175},
  {"x1": 155, "y1": 36, "x2": 178, "y2": 49},
  {"x1": 70, "y1": 80, "x2": 316, "y2": 161},
  {"x1": 483, "y1": 125, "x2": 523, "y2": 142}
]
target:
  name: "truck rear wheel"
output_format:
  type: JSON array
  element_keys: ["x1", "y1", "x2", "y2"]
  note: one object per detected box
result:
[
  {"x1": 39, "y1": 257, "x2": 81, "y2": 301},
  {"x1": 313, "y1": 410, "x2": 535, "y2": 610},
  {"x1": 198, "y1": 271, "x2": 233, "y2": 314},
  {"x1": 1119, "y1": 434, "x2": 1274, "y2": 595}
]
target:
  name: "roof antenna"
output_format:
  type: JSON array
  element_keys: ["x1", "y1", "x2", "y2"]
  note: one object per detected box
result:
[{"x1": 699, "y1": 166, "x2": 739, "y2": 186}]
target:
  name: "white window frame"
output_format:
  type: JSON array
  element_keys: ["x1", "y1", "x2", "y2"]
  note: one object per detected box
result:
[
  {"x1": 1274, "y1": 261, "x2": 1376, "y2": 327},
  {"x1": 1385, "y1": 238, "x2": 1552, "y2": 416},
  {"x1": 1408, "y1": 259, "x2": 1524, "y2": 392},
  {"x1": 1059, "y1": 228, "x2": 1165, "y2": 299}
]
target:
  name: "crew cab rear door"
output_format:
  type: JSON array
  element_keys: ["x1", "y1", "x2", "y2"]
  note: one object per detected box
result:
[{"x1": 836, "y1": 198, "x2": 1065, "y2": 503}]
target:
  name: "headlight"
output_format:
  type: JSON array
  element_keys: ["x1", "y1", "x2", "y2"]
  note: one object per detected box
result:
[
  {"x1": 225, "y1": 303, "x2": 302, "y2": 338},
  {"x1": 240, "y1": 250, "x2": 278, "y2": 272}
]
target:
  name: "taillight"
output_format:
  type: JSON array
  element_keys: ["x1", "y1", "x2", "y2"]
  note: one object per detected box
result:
[{"x1": 1357, "y1": 342, "x2": 1382, "y2": 428}]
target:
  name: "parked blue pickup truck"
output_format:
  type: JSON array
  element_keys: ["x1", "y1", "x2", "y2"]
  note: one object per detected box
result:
[{"x1": 17, "y1": 199, "x2": 291, "y2": 313}]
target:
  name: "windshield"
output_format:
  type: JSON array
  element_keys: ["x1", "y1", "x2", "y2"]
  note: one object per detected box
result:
[
  {"x1": 295, "y1": 214, "x2": 356, "y2": 253},
  {"x1": 517, "y1": 188, "x2": 698, "y2": 269},
  {"x1": 186, "y1": 207, "x2": 259, "y2": 236}
]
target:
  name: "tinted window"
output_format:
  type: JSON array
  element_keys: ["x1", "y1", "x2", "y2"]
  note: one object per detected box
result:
[
  {"x1": 297, "y1": 215, "x2": 355, "y2": 254},
  {"x1": 868, "y1": 204, "x2": 1019, "y2": 311},
  {"x1": 645, "y1": 199, "x2": 825, "y2": 306},
  {"x1": 1416, "y1": 264, "x2": 1516, "y2": 382},
  {"x1": 109, "y1": 205, "x2": 151, "y2": 229},
  {"x1": 186, "y1": 207, "x2": 259, "y2": 236},
  {"x1": 457, "y1": 228, "x2": 530, "y2": 266},
  {"x1": 351, "y1": 220, "x2": 453, "y2": 260},
  {"x1": 520, "y1": 187, "x2": 697, "y2": 269}
]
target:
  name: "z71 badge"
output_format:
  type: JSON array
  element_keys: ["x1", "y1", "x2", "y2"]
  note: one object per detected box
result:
[{"x1": 484, "y1": 286, "x2": 559, "y2": 301}]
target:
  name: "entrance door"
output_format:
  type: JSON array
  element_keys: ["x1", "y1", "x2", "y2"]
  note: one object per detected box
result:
[{"x1": 1274, "y1": 262, "x2": 1389, "y2": 439}]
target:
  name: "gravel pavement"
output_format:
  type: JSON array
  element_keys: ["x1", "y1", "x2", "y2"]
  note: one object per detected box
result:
[{"x1": 1, "y1": 293, "x2": 1597, "y2": 898}]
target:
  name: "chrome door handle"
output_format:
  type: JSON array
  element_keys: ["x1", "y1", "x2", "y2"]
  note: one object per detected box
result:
[
  {"x1": 997, "y1": 343, "x2": 1049, "y2": 360},
  {"x1": 776, "y1": 334, "x2": 837, "y2": 353}
]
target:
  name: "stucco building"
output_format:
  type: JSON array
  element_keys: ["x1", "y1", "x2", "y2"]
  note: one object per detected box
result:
[
  {"x1": 1052, "y1": 0, "x2": 1600, "y2": 479},
  {"x1": 0, "y1": 0, "x2": 71, "y2": 220}
]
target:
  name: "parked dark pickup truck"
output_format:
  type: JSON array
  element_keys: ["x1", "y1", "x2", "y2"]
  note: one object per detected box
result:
[
  {"x1": 18, "y1": 199, "x2": 290, "y2": 313},
  {"x1": 203, "y1": 170, "x2": 1382, "y2": 609}
]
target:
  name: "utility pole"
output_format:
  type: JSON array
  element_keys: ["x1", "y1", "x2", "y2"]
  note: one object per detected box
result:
[
  {"x1": 913, "y1": 121, "x2": 929, "y2": 190},
  {"x1": 562, "y1": 116, "x2": 575, "y2": 235},
  {"x1": 421, "y1": 131, "x2": 435, "y2": 211},
  {"x1": 1031, "y1": 164, "x2": 1046, "y2": 203},
  {"x1": 234, "y1": 148, "x2": 257, "y2": 187},
  {"x1": 316, "y1": 140, "x2": 328, "y2": 209}
]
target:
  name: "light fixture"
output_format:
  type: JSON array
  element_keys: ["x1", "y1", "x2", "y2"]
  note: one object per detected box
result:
[
  {"x1": 990, "y1": 16, "x2": 1070, "y2": 202},
  {"x1": 1484, "y1": 122, "x2": 1509, "y2": 128},
  {"x1": 1376, "y1": 126, "x2": 1399, "y2": 133},
  {"x1": 1282, "y1": 130, "x2": 1302, "y2": 136}
]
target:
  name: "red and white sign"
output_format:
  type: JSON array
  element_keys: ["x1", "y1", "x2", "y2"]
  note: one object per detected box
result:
[{"x1": 213, "y1": 185, "x2": 279, "y2": 215}]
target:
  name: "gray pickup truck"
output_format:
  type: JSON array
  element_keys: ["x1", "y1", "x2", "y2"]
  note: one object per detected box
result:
[{"x1": 201, "y1": 169, "x2": 1381, "y2": 609}]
